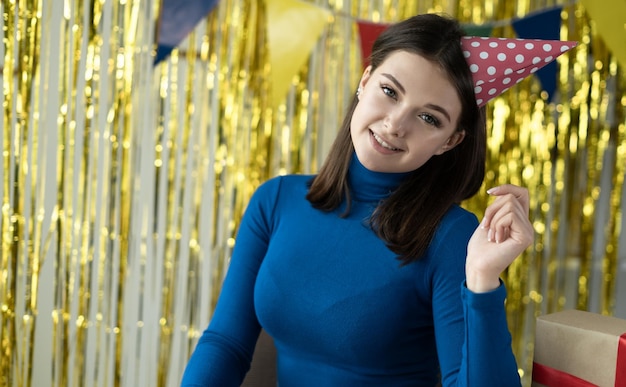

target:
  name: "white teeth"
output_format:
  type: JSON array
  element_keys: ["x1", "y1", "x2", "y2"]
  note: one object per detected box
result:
[{"x1": 372, "y1": 132, "x2": 400, "y2": 151}]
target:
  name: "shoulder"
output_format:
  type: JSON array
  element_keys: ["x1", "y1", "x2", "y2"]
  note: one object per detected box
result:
[
  {"x1": 241, "y1": 174, "x2": 314, "y2": 232},
  {"x1": 248, "y1": 174, "x2": 313, "y2": 210},
  {"x1": 421, "y1": 205, "x2": 479, "y2": 288},
  {"x1": 429, "y1": 204, "x2": 479, "y2": 254},
  {"x1": 254, "y1": 174, "x2": 313, "y2": 197},
  {"x1": 440, "y1": 204, "x2": 479, "y2": 229}
]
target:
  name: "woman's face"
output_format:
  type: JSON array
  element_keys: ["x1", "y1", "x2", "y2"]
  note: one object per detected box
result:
[{"x1": 350, "y1": 50, "x2": 465, "y2": 173}]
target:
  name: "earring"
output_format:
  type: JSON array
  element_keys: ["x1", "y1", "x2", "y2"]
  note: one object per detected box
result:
[{"x1": 356, "y1": 87, "x2": 362, "y2": 96}]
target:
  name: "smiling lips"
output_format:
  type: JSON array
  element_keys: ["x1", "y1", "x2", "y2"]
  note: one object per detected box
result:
[{"x1": 370, "y1": 130, "x2": 402, "y2": 152}]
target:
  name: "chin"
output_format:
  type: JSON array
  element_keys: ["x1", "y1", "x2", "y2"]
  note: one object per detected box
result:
[{"x1": 364, "y1": 160, "x2": 400, "y2": 173}]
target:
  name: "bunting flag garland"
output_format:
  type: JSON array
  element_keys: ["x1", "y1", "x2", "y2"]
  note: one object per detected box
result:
[
  {"x1": 579, "y1": 0, "x2": 626, "y2": 70},
  {"x1": 512, "y1": 6, "x2": 564, "y2": 102},
  {"x1": 152, "y1": 1, "x2": 623, "y2": 103},
  {"x1": 154, "y1": 0, "x2": 220, "y2": 64},
  {"x1": 266, "y1": 0, "x2": 330, "y2": 108},
  {"x1": 152, "y1": 1, "x2": 623, "y2": 99}
]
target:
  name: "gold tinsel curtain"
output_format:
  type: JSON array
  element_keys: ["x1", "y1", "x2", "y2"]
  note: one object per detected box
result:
[{"x1": 1, "y1": 0, "x2": 624, "y2": 386}]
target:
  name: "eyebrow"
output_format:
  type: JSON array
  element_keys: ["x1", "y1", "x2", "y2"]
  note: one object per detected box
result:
[
  {"x1": 381, "y1": 72, "x2": 452, "y2": 124},
  {"x1": 382, "y1": 73, "x2": 406, "y2": 95}
]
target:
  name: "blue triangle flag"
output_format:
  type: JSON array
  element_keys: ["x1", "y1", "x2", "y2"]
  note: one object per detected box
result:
[
  {"x1": 512, "y1": 6, "x2": 564, "y2": 102},
  {"x1": 155, "y1": 0, "x2": 220, "y2": 65}
]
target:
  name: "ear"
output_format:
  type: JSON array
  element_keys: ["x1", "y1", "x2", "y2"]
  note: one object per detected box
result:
[
  {"x1": 436, "y1": 130, "x2": 465, "y2": 155},
  {"x1": 358, "y1": 66, "x2": 373, "y2": 95}
]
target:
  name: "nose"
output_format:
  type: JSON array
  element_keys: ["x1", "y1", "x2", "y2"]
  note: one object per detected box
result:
[{"x1": 383, "y1": 109, "x2": 408, "y2": 137}]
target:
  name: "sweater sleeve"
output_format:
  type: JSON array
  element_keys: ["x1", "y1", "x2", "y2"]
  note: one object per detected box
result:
[
  {"x1": 430, "y1": 210, "x2": 521, "y2": 387},
  {"x1": 180, "y1": 177, "x2": 281, "y2": 387},
  {"x1": 458, "y1": 282, "x2": 521, "y2": 386}
]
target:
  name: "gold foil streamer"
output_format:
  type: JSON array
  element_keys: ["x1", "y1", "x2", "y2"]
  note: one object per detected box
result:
[
  {"x1": 1, "y1": 0, "x2": 162, "y2": 385},
  {"x1": 2, "y1": 1, "x2": 625, "y2": 387}
]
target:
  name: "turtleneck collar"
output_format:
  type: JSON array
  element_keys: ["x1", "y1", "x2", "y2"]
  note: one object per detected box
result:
[{"x1": 348, "y1": 153, "x2": 410, "y2": 203}]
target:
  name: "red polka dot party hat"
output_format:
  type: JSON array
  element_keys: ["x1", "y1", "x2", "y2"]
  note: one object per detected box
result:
[{"x1": 461, "y1": 36, "x2": 578, "y2": 106}]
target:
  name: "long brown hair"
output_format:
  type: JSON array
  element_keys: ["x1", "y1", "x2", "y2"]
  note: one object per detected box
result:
[{"x1": 306, "y1": 14, "x2": 486, "y2": 264}]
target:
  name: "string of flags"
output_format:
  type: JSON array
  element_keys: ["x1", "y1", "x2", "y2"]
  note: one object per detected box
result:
[{"x1": 155, "y1": 0, "x2": 626, "y2": 107}]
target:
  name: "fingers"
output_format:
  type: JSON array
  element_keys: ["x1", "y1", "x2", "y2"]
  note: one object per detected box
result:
[
  {"x1": 481, "y1": 185, "x2": 533, "y2": 245},
  {"x1": 482, "y1": 185, "x2": 529, "y2": 228},
  {"x1": 487, "y1": 211, "x2": 519, "y2": 244},
  {"x1": 484, "y1": 211, "x2": 513, "y2": 243},
  {"x1": 486, "y1": 184, "x2": 530, "y2": 213},
  {"x1": 467, "y1": 185, "x2": 534, "y2": 291},
  {"x1": 481, "y1": 192, "x2": 524, "y2": 231}
]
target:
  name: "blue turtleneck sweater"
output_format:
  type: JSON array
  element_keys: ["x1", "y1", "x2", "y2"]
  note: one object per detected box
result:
[{"x1": 181, "y1": 154, "x2": 521, "y2": 386}]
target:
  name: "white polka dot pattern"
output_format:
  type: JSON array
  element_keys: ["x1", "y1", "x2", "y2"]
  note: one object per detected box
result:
[{"x1": 461, "y1": 36, "x2": 577, "y2": 106}]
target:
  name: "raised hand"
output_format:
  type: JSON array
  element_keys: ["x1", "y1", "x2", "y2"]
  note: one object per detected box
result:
[{"x1": 465, "y1": 184, "x2": 534, "y2": 293}]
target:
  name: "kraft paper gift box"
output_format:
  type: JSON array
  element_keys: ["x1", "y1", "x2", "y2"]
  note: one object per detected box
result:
[{"x1": 532, "y1": 309, "x2": 626, "y2": 387}]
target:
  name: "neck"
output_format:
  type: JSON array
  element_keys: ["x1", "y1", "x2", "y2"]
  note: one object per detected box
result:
[{"x1": 347, "y1": 153, "x2": 410, "y2": 202}]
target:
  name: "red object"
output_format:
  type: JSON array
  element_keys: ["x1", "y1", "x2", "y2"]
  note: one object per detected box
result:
[
  {"x1": 617, "y1": 333, "x2": 626, "y2": 386},
  {"x1": 532, "y1": 362, "x2": 598, "y2": 387},
  {"x1": 356, "y1": 20, "x2": 389, "y2": 67},
  {"x1": 461, "y1": 36, "x2": 577, "y2": 107},
  {"x1": 532, "y1": 332, "x2": 626, "y2": 386}
]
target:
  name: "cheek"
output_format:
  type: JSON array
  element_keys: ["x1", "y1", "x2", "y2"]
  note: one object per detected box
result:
[
  {"x1": 406, "y1": 135, "x2": 447, "y2": 156},
  {"x1": 353, "y1": 99, "x2": 381, "y2": 124},
  {"x1": 350, "y1": 104, "x2": 368, "y2": 131}
]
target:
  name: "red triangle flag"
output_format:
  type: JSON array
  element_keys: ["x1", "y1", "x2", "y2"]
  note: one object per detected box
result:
[{"x1": 356, "y1": 20, "x2": 389, "y2": 67}]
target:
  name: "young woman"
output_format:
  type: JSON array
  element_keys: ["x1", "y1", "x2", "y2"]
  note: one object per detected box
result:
[{"x1": 181, "y1": 13, "x2": 571, "y2": 386}]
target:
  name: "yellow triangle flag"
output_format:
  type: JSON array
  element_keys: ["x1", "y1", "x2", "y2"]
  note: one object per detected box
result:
[
  {"x1": 580, "y1": 0, "x2": 626, "y2": 69},
  {"x1": 266, "y1": 0, "x2": 330, "y2": 108}
]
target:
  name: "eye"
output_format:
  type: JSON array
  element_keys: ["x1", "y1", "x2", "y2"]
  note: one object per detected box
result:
[
  {"x1": 418, "y1": 113, "x2": 441, "y2": 127},
  {"x1": 381, "y1": 85, "x2": 397, "y2": 99}
]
